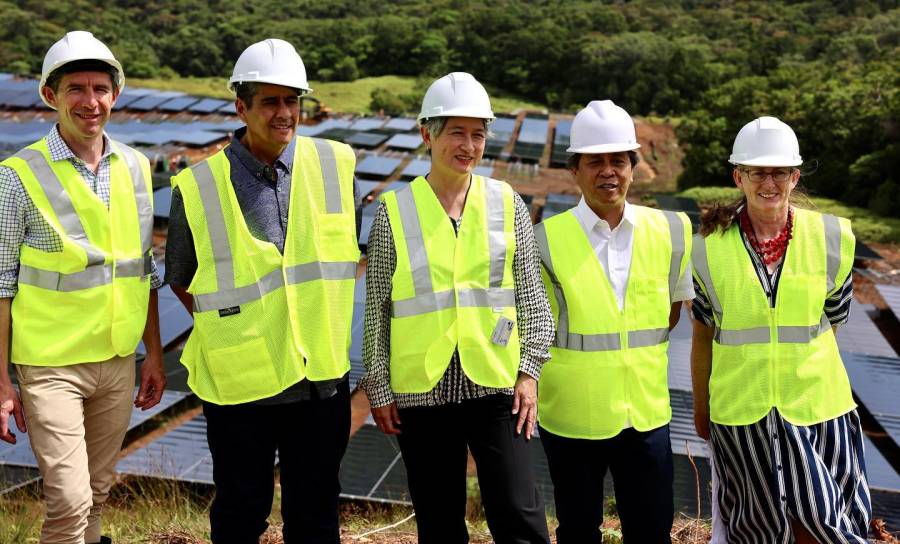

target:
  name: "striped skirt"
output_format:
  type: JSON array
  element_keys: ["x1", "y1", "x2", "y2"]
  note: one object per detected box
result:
[{"x1": 710, "y1": 409, "x2": 871, "y2": 543}]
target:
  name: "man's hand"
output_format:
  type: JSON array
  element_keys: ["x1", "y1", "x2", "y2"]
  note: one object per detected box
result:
[
  {"x1": 512, "y1": 373, "x2": 538, "y2": 440},
  {"x1": 135, "y1": 354, "x2": 166, "y2": 410},
  {"x1": 0, "y1": 379, "x2": 25, "y2": 444},
  {"x1": 372, "y1": 402, "x2": 402, "y2": 435}
]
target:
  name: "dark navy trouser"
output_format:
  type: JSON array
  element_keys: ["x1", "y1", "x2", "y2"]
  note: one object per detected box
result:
[
  {"x1": 203, "y1": 379, "x2": 351, "y2": 544},
  {"x1": 539, "y1": 424, "x2": 674, "y2": 544}
]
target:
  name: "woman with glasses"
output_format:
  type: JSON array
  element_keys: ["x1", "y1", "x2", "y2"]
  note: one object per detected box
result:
[
  {"x1": 690, "y1": 116, "x2": 871, "y2": 543},
  {"x1": 360, "y1": 72, "x2": 552, "y2": 543}
]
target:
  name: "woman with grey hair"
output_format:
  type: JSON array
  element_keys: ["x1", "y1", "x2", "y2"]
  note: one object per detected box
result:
[{"x1": 360, "y1": 72, "x2": 553, "y2": 543}]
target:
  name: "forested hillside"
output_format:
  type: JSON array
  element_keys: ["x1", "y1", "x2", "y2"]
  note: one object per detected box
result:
[{"x1": 2, "y1": 1, "x2": 897, "y2": 212}]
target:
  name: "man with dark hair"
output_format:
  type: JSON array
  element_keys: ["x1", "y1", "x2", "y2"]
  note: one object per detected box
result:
[
  {"x1": 0, "y1": 31, "x2": 165, "y2": 544},
  {"x1": 166, "y1": 39, "x2": 360, "y2": 544}
]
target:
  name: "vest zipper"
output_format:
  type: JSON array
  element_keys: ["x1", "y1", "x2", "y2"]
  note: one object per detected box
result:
[{"x1": 769, "y1": 307, "x2": 777, "y2": 408}]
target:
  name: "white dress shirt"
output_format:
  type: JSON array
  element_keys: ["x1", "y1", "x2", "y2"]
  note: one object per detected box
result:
[{"x1": 570, "y1": 198, "x2": 695, "y2": 430}]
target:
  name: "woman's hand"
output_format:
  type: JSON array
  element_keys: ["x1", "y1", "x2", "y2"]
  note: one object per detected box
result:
[
  {"x1": 694, "y1": 403, "x2": 710, "y2": 441},
  {"x1": 372, "y1": 401, "x2": 402, "y2": 435},
  {"x1": 512, "y1": 373, "x2": 538, "y2": 440}
]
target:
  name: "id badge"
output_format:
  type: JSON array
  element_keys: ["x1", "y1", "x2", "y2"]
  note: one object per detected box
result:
[{"x1": 491, "y1": 316, "x2": 515, "y2": 347}]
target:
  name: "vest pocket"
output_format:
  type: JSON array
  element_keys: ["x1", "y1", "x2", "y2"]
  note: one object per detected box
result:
[{"x1": 206, "y1": 337, "x2": 279, "y2": 403}]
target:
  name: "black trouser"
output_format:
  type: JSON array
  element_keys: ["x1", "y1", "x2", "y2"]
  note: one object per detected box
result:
[
  {"x1": 396, "y1": 394, "x2": 550, "y2": 544},
  {"x1": 539, "y1": 424, "x2": 674, "y2": 544},
  {"x1": 203, "y1": 380, "x2": 351, "y2": 544}
]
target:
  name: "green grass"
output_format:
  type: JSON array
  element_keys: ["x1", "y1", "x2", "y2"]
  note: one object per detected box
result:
[
  {"x1": 678, "y1": 186, "x2": 900, "y2": 244},
  {"x1": 129, "y1": 75, "x2": 544, "y2": 115}
]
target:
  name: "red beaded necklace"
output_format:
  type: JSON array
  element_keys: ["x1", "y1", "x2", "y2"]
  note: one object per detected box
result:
[{"x1": 739, "y1": 208, "x2": 793, "y2": 266}]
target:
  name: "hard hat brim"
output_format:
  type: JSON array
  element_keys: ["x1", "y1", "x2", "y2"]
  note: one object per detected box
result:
[
  {"x1": 566, "y1": 142, "x2": 641, "y2": 154},
  {"x1": 729, "y1": 155, "x2": 802, "y2": 167},
  {"x1": 227, "y1": 76, "x2": 312, "y2": 95},
  {"x1": 417, "y1": 108, "x2": 495, "y2": 123}
]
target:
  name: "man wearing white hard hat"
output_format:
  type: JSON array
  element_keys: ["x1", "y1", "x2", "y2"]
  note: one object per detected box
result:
[
  {"x1": 0, "y1": 31, "x2": 166, "y2": 544},
  {"x1": 165, "y1": 38, "x2": 360, "y2": 543},
  {"x1": 534, "y1": 100, "x2": 692, "y2": 543},
  {"x1": 360, "y1": 72, "x2": 553, "y2": 543},
  {"x1": 691, "y1": 117, "x2": 870, "y2": 542}
]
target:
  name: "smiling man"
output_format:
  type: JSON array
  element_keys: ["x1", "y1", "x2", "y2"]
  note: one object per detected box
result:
[
  {"x1": 165, "y1": 39, "x2": 360, "y2": 544},
  {"x1": 533, "y1": 100, "x2": 693, "y2": 543},
  {"x1": 0, "y1": 31, "x2": 165, "y2": 544}
]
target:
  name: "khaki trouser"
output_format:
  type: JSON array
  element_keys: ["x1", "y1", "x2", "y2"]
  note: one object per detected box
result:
[{"x1": 16, "y1": 354, "x2": 135, "y2": 544}]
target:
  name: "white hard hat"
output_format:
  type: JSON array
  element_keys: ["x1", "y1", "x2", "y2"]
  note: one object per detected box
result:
[
  {"x1": 729, "y1": 116, "x2": 802, "y2": 167},
  {"x1": 40, "y1": 31, "x2": 125, "y2": 110},
  {"x1": 567, "y1": 100, "x2": 640, "y2": 154},
  {"x1": 418, "y1": 72, "x2": 494, "y2": 123},
  {"x1": 228, "y1": 39, "x2": 311, "y2": 94}
]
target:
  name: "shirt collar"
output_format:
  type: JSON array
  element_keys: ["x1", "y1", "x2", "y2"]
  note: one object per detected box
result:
[
  {"x1": 47, "y1": 124, "x2": 114, "y2": 163},
  {"x1": 572, "y1": 197, "x2": 634, "y2": 233},
  {"x1": 229, "y1": 127, "x2": 295, "y2": 180}
]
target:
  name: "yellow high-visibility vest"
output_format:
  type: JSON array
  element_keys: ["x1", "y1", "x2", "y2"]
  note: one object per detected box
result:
[
  {"x1": 692, "y1": 207, "x2": 856, "y2": 426},
  {"x1": 383, "y1": 175, "x2": 519, "y2": 393},
  {"x1": 173, "y1": 137, "x2": 359, "y2": 405},
  {"x1": 535, "y1": 206, "x2": 690, "y2": 439},
  {"x1": 2, "y1": 137, "x2": 153, "y2": 365}
]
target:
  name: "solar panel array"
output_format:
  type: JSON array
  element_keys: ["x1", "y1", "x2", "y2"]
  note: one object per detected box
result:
[
  {"x1": 356, "y1": 155, "x2": 402, "y2": 179},
  {"x1": 346, "y1": 132, "x2": 389, "y2": 148},
  {"x1": 512, "y1": 116, "x2": 549, "y2": 163},
  {"x1": 484, "y1": 116, "x2": 516, "y2": 159},
  {"x1": 384, "y1": 133, "x2": 423, "y2": 150},
  {"x1": 383, "y1": 118, "x2": 418, "y2": 132},
  {"x1": 549, "y1": 119, "x2": 572, "y2": 167},
  {"x1": 540, "y1": 192, "x2": 579, "y2": 220}
]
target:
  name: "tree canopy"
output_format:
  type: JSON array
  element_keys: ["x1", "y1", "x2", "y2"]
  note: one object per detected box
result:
[{"x1": 2, "y1": 0, "x2": 897, "y2": 211}]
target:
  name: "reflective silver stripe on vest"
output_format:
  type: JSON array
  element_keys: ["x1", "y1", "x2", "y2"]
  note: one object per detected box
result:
[
  {"x1": 393, "y1": 289, "x2": 455, "y2": 318},
  {"x1": 484, "y1": 179, "x2": 506, "y2": 288},
  {"x1": 629, "y1": 327, "x2": 670, "y2": 348},
  {"x1": 715, "y1": 315, "x2": 830, "y2": 346},
  {"x1": 14, "y1": 148, "x2": 106, "y2": 266},
  {"x1": 116, "y1": 255, "x2": 153, "y2": 278},
  {"x1": 391, "y1": 287, "x2": 515, "y2": 318},
  {"x1": 778, "y1": 314, "x2": 831, "y2": 343},
  {"x1": 691, "y1": 233, "x2": 723, "y2": 324},
  {"x1": 458, "y1": 288, "x2": 515, "y2": 308},
  {"x1": 715, "y1": 326, "x2": 770, "y2": 345},
  {"x1": 286, "y1": 261, "x2": 357, "y2": 284},
  {"x1": 534, "y1": 222, "x2": 570, "y2": 348},
  {"x1": 662, "y1": 211, "x2": 685, "y2": 299},
  {"x1": 190, "y1": 160, "x2": 235, "y2": 292},
  {"x1": 312, "y1": 138, "x2": 343, "y2": 214},
  {"x1": 16, "y1": 255, "x2": 146, "y2": 291},
  {"x1": 114, "y1": 142, "x2": 153, "y2": 253},
  {"x1": 823, "y1": 214, "x2": 841, "y2": 294},
  {"x1": 561, "y1": 332, "x2": 620, "y2": 352},
  {"x1": 193, "y1": 267, "x2": 285, "y2": 312},
  {"x1": 395, "y1": 185, "x2": 433, "y2": 295}
]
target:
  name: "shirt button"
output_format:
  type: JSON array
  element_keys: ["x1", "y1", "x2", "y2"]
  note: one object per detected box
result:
[
  {"x1": 777, "y1": 464, "x2": 782, "y2": 471},
  {"x1": 781, "y1": 495, "x2": 787, "y2": 502},
  {"x1": 772, "y1": 433, "x2": 778, "y2": 439}
]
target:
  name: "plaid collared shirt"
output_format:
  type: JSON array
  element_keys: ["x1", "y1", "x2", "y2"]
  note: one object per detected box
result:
[{"x1": 0, "y1": 125, "x2": 161, "y2": 298}]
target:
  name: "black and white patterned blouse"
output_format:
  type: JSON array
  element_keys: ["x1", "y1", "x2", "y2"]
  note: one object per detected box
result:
[{"x1": 360, "y1": 191, "x2": 554, "y2": 409}]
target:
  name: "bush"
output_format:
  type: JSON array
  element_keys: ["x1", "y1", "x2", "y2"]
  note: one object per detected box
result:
[{"x1": 369, "y1": 87, "x2": 419, "y2": 116}]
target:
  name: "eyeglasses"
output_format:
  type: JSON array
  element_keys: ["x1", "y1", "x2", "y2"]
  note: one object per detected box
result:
[{"x1": 740, "y1": 168, "x2": 793, "y2": 183}]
